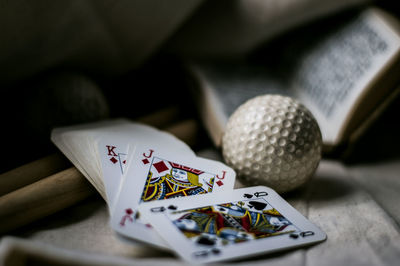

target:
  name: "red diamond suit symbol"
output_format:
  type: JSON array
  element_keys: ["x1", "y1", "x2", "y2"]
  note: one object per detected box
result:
[{"x1": 153, "y1": 161, "x2": 169, "y2": 173}]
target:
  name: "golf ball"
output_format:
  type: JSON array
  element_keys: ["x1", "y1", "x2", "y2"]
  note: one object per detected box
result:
[{"x1": 222, "y1": 95, "x2": 322, "y2": 193}]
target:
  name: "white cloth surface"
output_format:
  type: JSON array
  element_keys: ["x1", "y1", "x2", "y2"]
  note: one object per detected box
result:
[
  {"x1": 0, "y1": 0, "x2": 370, "y2": 85},
  {"x1": 165, "y1": 0, "x2": 371, "y2": 57},
  {"x1": 0, "y1": 0, "x2": 202, "y2": 84}
]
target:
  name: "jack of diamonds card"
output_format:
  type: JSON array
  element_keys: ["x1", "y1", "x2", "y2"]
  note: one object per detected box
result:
[
  {"x1": 140, "y1": 153, "x2": 230, "y2": 202},
  {"x1": 110, "y1": 145, "x2": 236, "y2": 248}
]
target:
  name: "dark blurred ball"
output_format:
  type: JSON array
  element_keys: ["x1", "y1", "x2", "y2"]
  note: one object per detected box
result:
[
  {"x1": 1, "y1": 71, "x2": 110, "y2": 172},
  {"x1": 25, "y1": 72, "x2": 110, "y2": 137}
]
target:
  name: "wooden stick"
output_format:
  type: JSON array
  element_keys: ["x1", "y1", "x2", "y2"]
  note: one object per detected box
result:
[
  {"x1": 166, "y1": 119, "x2": 199, "y2": 147},
  {"x1": 0, "y1": 168, "x2": 94, "y2": 234},
  {"x1": 0, "y1": 119, "x2": 199, "y2": 234},
  {"x1": 136, "y1": 105, "x2": 180, "y2": 128},
  {"x1": 0, "y1": 153, "x2": 70, "y2": 197}
]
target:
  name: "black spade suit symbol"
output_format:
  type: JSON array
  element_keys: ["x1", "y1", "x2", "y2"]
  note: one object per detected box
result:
[
  {"x1": 248, "y1": 201, "x2": 267, "y2": 210},
  {"x1": 197, "y1": 236, "x2": 216, "y2": 246}
]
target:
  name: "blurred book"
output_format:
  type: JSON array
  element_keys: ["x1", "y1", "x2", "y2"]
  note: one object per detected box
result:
[{"x1": 186, "y1": 7, "x2": 400, "y2": 155}]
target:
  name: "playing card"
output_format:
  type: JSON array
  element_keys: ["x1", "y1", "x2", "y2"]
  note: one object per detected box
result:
[
  {"x1": 111, "y1": 144, "x2": 236, "y2": 248},
  {"x1": 97, "y1": 138, "x2": 133, "y2": 211},
  {"x1": 52, "y1": 120, "x2": 127, "y2": 195},
  {"x1": 138, "y1": 186, "x2": 327, "y2": 263},
  {"x1": 51, "y1": 119, "x2": 195, "y2": 201},
  {"x1": 95, "y1": 123, "x2": 196, "y2": 211}
]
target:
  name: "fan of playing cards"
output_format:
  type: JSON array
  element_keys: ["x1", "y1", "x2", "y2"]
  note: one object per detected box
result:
[{"x1": 51, "y1": 119, "x2": 326, "y2": 263}]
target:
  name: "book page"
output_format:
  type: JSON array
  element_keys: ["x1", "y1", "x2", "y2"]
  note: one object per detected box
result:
[
  {"x1": 293, "y1": 9, "x2": 400, "y2": 145},
  {"x1": 199, "y1": 64, "x2": 291, "y2": 117}
]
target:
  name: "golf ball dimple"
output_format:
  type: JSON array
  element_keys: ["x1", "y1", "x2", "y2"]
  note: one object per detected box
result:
[{"x1": 222, "y1": 95, "x2": 322, "y2": 193}]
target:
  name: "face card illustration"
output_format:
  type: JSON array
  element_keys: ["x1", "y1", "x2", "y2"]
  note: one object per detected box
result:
[
  {"x1": 111, "y1": 145, "x2": 236, "y2": 249},
  {"x1": 139, "y1": 186, "x2": 326, "y2": 263},
  {"x1": 140, "y1": 155, "x2": 230, "y2": 202}
]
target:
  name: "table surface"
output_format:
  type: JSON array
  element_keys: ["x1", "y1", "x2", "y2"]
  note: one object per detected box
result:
[{"x1": 1, "y1": 148, "x2": 400, "y2": 266}]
